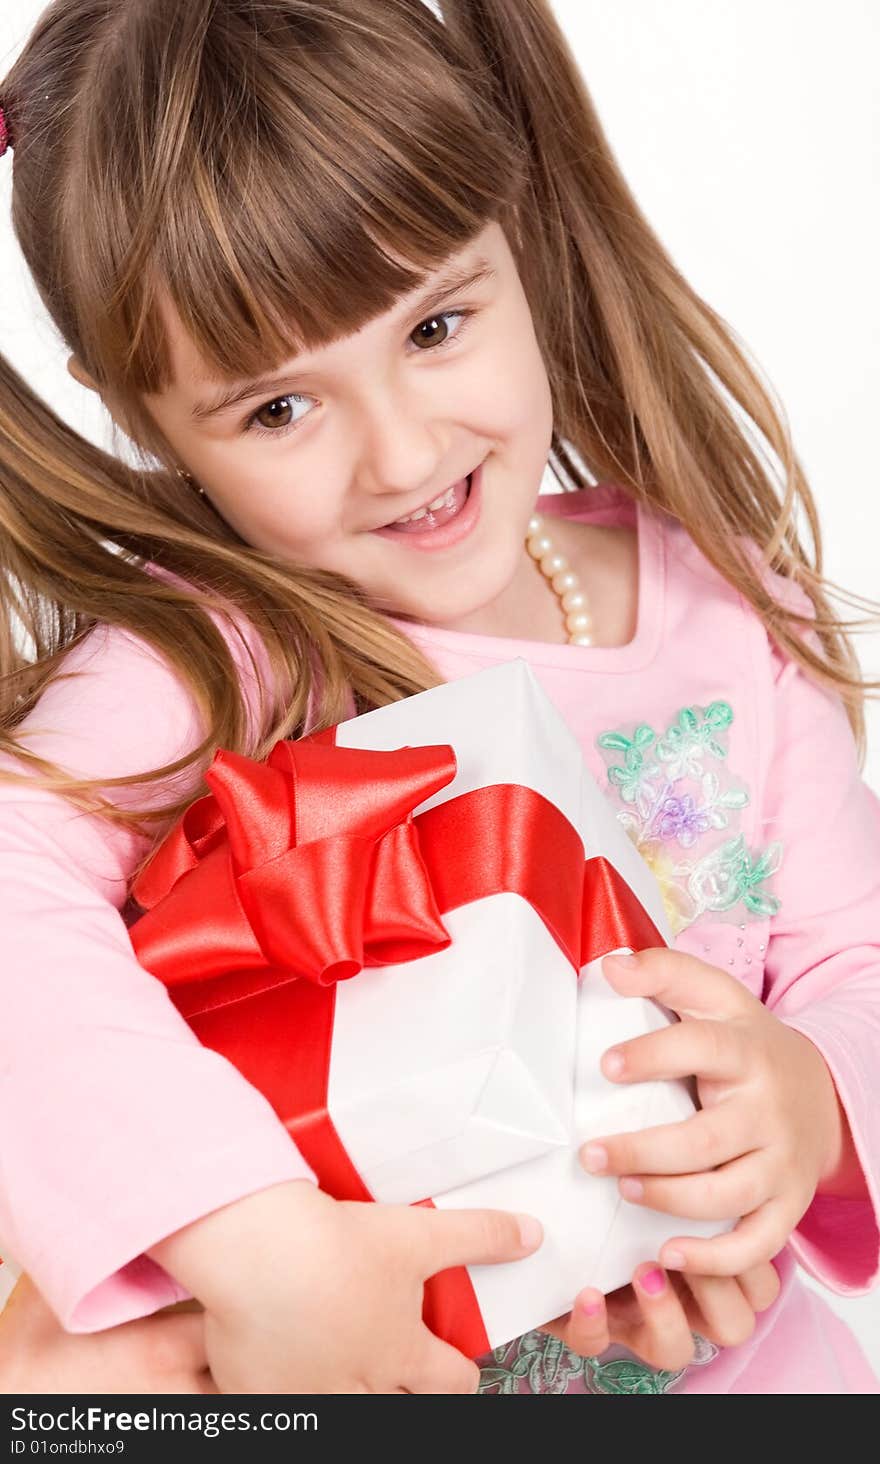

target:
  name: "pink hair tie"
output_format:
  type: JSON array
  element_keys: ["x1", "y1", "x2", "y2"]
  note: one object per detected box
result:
[{"x1": 0, "y1": 102, "x2": 12, "y2": 157}]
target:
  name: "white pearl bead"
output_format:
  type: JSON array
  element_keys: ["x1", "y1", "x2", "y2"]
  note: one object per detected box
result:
[
  {"x1": 540, "y1": 551, "x2": 568, "y2": 578},
  {"x1": 526, "y1": 533, "x2": 553, "y2": 561},
  {"x1": 565, "y1": 610, "x2": 593, "y2": 634},
  {"x1": 524, "y1": 517, "x2": 594, "y2": 645},
  {"x1": 551, "y1": 570, "x2": 578, "y2": 595}
]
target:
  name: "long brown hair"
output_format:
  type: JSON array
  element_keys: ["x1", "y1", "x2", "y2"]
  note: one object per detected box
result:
[{"x1": 1, "y1": 0, "x2": 876, "y2": 885}]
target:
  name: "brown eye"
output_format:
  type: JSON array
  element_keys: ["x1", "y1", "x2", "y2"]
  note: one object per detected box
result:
[
  {"x1": 253, "y1": 397, "x2": 295, "y2": 432},
  {"x1": 412, "y1": 314, "x2": 453, "y2": 349},
  {"x1": 246, "y1": 392, "x2": 312, "y2": 440}
]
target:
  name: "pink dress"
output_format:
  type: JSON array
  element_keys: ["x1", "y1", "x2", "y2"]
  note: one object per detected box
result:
[{"x1": 1, "y1": 482, "x2": 878, "y2": 1394}]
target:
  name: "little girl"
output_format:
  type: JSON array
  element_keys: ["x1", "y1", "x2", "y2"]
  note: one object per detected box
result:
[{"x1": 0, "y1": 0, "x2": 877, "y2": 1396}]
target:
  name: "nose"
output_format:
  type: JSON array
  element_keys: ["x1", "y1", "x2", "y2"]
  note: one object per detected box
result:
[{"x1": 351, "y1": 379, "x2": 450, "y2": 507}]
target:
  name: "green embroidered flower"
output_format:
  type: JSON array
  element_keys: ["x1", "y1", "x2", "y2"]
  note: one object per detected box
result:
[
  {"x1": 595, "y1": 700, "x2": 783, "y2": 933},
  {"x1": 597, "y1": 724, "x2": 662, "y2": 819},
  {"x1": 583, "y1": 1333, "x2": 719, "y2": 1395},
  {"x1": 684, "y1": 833, "x2": 782, "y2": 917},
  {"x1": 655, "y1": 702, "x2": 734, "y2": 780},
  {"x1": 596, "y1": 723, "x2": 657, "y2": 759},
  {"x1": 477, "y1": 1330, "x2": 719, "y2": 1395},
  {"x1": 583, "y1": 1357, "x2": 686, "y2": 1395},
  {"x1": 477, "y1": 1331, "x2": 590, "y2": 1395}
]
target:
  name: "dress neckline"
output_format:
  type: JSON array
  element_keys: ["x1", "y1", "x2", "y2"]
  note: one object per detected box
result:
[{"x1": 390, "y1": 481, "x2": 666, "y2": 674}]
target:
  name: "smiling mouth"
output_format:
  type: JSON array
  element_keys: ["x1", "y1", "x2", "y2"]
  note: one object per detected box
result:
[{"x1": 377, "y1": 473, "x2": 472, "y2": 533}]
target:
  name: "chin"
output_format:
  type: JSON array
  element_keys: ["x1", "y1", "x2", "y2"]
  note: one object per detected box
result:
[{"x1": 403, "y1": 571, "x2": 520, "y2": 629}]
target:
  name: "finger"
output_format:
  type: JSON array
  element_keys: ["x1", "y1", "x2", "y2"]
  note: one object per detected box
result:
[
  {"x1": 618, "y1": 1264, "x2": 696, "y2": 1372},
  {"x1": 540, "y1": 1290, "x2": 610, "y2": 1359},
  {"x1": 734, "y1": 1261, "x2": 782, "y2": 1314},
  {"x1": 679, "y1": 1272, "x2": 757, "y2": 1349},
  {"x1": 403, "y1": 1330, "x2": 481, "y2": 1395},
  {"x1": 617, "y1": 1150, "x2": 772, "y2": 1221},
  {"x1": 601, "y1": 949, "x2": 757, "y2": 1022},
  {"x1": 580, "y1": 1100, "x2": 751, "y2": 1178},
  {"x1": 658, "y1": 1199, "x2": 792, "y2": 1276},
  {"x1": 410, "y1": 1205, "x2": 542, "y2": 1273},
  {"x1": 194, "y1": 1369, "x2": 221, "y2": 1396},
  {"x1": 599, "y1": 1017, "x2": 748, "y2": 1085}
]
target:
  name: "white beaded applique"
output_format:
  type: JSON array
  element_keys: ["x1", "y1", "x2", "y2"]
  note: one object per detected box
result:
[{"x1": 596, "y1": 701, "x2": 783, "y2": 937}]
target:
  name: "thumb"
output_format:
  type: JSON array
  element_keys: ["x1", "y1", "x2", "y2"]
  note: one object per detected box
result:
[{"x1": 410, "y1": 1205, "x2": 543, "y2": 1276}]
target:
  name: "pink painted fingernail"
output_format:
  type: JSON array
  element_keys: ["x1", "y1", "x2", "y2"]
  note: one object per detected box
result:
[
  {"x1": 620, "y1": 1177, "x2": 644, "y2": 1201},
  {"x1": 639, "y1": 1267, "x2": 666, "y2": 1296},
  {"x1": 581, "y1": 1143, "x2": 608, "y2": 1173},
  {"x1": 580, "y1": 1294, "x2": 604, "y2": 1318}
]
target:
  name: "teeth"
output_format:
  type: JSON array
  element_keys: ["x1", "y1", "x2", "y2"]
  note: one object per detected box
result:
[
  {"x1": 427, "y1": 489, "x2": 454, "y2": 511},
  {"x1": 392, "y1": 483, "x2": 457, "y2": 525}
]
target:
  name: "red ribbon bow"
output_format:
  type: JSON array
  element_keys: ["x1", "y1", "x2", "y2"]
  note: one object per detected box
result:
[
  {"x1": 129, "y1": 727, "x2": 663, "y2": 1358},
  {"x1": 130, "y1": 735, "x2": 459, "y2": 1014}
]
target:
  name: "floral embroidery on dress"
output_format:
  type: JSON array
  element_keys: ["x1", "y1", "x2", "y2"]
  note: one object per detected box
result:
[
  {"x1": 477, "y1": 1330, "x2": 719, "y2": 1396},
  {"x1": 595, "y1": 702, "x2": 783, "y2": 937}
]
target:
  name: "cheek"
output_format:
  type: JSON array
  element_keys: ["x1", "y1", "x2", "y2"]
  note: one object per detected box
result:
[
  {"x1": 462, "y1": 334, "x2": 553, "y2": 449},
  {"x1": 204, "y1": 458, "x2": 345, "y2": 556}
]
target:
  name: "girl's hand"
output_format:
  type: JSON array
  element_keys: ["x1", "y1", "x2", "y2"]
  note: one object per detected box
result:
[
  {"x1": 0, "y1": 1273, "x2": 218, "y2": 1395},
  {"x1": 577, "y1": 948, "x2": 849, "y2": 1277},
  {"x1": 537, "y1": 1259, "x2": 781, "y2": 1370},
  {"x1": 148, "y1": 1180, "x2": 542, "y2": 1395}
]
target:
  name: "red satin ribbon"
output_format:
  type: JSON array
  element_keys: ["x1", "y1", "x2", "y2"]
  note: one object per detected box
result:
[{"x1": 129, "y1": 727, "x2": 662, "y2": 1358}]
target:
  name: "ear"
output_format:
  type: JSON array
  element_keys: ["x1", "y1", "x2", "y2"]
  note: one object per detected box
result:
[
  {"x1": 66, "y1": 354, "x2": 98, "y2": 391},
  {"x1": 67, "y1": 354, "x2": 141, "y2": 443}
]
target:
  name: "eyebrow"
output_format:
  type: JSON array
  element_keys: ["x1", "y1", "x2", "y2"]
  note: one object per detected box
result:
[{"x1": 189, "y1": 257, "x2": 498, "y2": 422}]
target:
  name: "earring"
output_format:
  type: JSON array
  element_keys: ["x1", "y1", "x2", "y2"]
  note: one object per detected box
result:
[{"x1": 175, "y1": 467, "x2": 206, "y2": 497}]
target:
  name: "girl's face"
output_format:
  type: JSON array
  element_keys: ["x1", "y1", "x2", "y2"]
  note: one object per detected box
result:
[{"x1": 141, "y1": 221, "x2": 555, "y2": 632}]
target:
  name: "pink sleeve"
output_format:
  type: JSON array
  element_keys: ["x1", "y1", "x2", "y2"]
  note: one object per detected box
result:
[
  {"x1": 756, "y1": 574, "x2": 880, "y2": 1295},
  {"x1": 0, "y1": 610, "x2": 317, "y2": 1333}
]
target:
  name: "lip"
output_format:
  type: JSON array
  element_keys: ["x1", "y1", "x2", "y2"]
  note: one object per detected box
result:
[
  {"x1": 372, "y1": 465, "x2": 476, "y2": 532},
  {"x1": 371, "y1": 461, "x2": 484, "y2": 552}
]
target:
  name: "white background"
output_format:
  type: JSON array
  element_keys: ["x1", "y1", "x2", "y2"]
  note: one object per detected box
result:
[
  {"x1": 2, "y1": 0, "x2": 879, "y2": 1380},
  {"x1": 549, "y1": 1, "x2": 880, "y2": 1377}
]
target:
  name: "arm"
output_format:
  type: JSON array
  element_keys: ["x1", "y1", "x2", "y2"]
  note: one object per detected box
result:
[
  {"x1": 755, "y1": 574, "x2": 880, "y2": 1294},
  {"x1": 0, "y1": 616, "x2": 318, "y2": 1333},
  {"x1": 0, "y1": 605, "x2": 547, "y2": 1394}
]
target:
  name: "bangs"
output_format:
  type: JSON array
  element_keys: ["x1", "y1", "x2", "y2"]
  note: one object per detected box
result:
[{"x1": 60, "y1": 0, "x2": 526, "y2": 400}]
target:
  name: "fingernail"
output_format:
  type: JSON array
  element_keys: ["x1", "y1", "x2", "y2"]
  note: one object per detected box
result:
[
  {"x1": 620, "y1": 1177, "x2": 644, "y2": 1201},
  {"x1": 580, "y1": 1293, "x2": 604, "y2": 1318},
  {"x1": 602, "y1": 1048, "x2": 625, "y2": 1078},
  {"x1": 517, "y1": 1214, "x2": 543, "y2": 1248},
  {"x1": 581, "y1": 1143, "x2": 608, "y2": 1174},
  {"x1": 604, "y1": 953, "x2": 637, "y2": 970},
  {"x1": 663, "y1": 1248, "x2": 686, "y2": 1269},
  {"x1": 638, "y1": 1267, "x2": 666, "y2": 1296}
]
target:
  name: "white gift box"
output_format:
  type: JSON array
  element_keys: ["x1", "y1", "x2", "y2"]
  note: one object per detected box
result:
[
  {"x1": 331, "y1": 658, "x2": 734, "y2": 1348},
  {"x1": 325, "y1": 656, "x2": 591, "y2": 1202},
  {"x1": 323, "y1": 891, "x2": 575, "y2": 1201}
]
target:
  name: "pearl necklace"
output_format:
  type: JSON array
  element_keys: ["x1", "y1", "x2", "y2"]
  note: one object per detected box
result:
[{"x1": 526, "y1": 513, "x2": 594, "y2": 645}]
